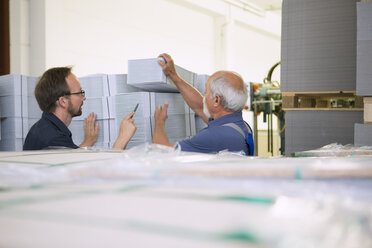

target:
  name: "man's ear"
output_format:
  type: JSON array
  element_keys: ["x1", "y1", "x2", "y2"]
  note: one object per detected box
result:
[
  {"x1": 214, "y1": 95, "x2": 221, "y2": 106},
  {"x1": 57, "y1": 96, "x2": 67, "y2": 108}
]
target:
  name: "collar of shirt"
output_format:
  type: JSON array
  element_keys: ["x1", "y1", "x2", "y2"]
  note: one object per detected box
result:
[
  {"x1": 208, "y1": 112, "x2": 243, "y2": 127},
  {"x1": 42, "y1": 112, "x2": 73, "y2": 137}
]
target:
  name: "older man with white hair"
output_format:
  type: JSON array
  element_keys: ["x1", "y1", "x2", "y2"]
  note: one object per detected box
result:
[{"x1": 153, "y1": 53, "x2": 254, "y2": 156}]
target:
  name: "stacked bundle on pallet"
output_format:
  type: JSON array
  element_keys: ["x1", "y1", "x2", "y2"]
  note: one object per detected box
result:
[
  {"x1": 355, "y1": 1, "x2": 372, "y2": 146},
  {"x1": 281, "y1": 0, "x2": 363, "y2": 156},
  {"x1": 0, "y1": 75, "x2": 41, "y2": 151}
]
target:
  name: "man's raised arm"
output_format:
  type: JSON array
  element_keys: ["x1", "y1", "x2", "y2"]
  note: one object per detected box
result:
[{"x1": 158, "y1": 53, "x2": 208, "y2": 123}]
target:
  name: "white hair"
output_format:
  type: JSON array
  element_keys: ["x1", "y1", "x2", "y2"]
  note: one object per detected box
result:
[{"x1": 209, "y1": 75, "x2": 248, "y2": 112}]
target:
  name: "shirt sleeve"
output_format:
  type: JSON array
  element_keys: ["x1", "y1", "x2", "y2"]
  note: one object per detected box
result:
[{"x1": 177, "y1": 129, "x2": 216, "y2": 154}]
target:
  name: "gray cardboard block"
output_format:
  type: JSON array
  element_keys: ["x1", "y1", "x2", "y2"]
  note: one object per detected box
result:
[
  {"x1": 127, "y1": 58, "x2": 177, "y2": 92},
  {"x1": 107, "y1": 74, "x2": 143, "y2": 95},
  {"x1": 127, "y1": 58, "x2": 194, "y2": 93},
  {"x1": 285, "y1": 110, "x2": 363, "y2": 156},
  {"x1": 78, "y1": 74, "x2": 109, "y2": 98},
  {"x1": 354, "y1": 123, "x2": 372, "y2": 146},
  {"x1": 281, "y1": 0, "x2": 357, "y2": 92},
  {"x1": 357, "y1": 2, "x2": 372, "y2": 41},
  {"x1": 356, "y1": 41, "x2": 372, "y2": 96}
]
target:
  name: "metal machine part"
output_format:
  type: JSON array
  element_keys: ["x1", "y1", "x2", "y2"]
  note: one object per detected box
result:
[{"x1": 250, "y1": 62, "x2": 284, "y2": 156}]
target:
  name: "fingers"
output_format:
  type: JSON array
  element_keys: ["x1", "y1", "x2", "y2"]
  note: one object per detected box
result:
[
  {"x1": 154, "y1": 104, "x2": 162, "y2": 116},
  {"x1": 158, "y1": 59, "x2": 165, "y2": 68},
  {"x1": 163, "y1": 102, "x2": 169, "y2": 113},
  {"x1": 85, "y1": 113, "x2": 97, "y2": 125},
  {"x1": 158, "y1": 53, "x2": 171, "y2": 62},
  {"x1": 158, "y1": 53, "x2": 172, "y2": 68},
  {"x1": 94, "y1": 122, "x2": 99, "y2": 133},
  {"x1": 154, "y1": 102, "x2": 169, "y2": 124},
  {"x1": 124, "y1": 112, "x2": 135, "y2": 120}
]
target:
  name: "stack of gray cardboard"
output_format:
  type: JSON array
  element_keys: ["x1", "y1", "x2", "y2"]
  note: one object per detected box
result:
[
  {"x1": 356, "y1": 2, "x2": 372, "y2": 96},
  {"x1": 285, "y1": 111, "x2": 363, "y2": 156},
  {"x1": 127, "y1": 58, "x2": 194, "y2": 93},
  {"x1": 355, "y1": 2, "x2": 372, "y2": 146},
  {"x1": 354, "y1": 123, "x2": 372, "y2": 147},
  {"x1": 107, "y1": 74, "x2": 143, "y2": 95},
  {"x1": 281, "y1": 0, "x2": 363, "y2": 155},
  {"x1": 0, "y1": 74, "x2": 41, "y2": 151},
  {"x1": 193, "y1": 74, "x2": 209, "y2": 94},
  {"x1": 111, "y1": 92, "x2": 193, "y2": 149},
  {"x1": 193, "y1": 74, "x2": 209, "y2": 133},
  {"x1": 281, "y1": 0, "x2": 357, "y2": 92}
]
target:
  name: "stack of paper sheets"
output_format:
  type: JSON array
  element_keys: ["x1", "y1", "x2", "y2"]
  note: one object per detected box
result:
[
  {"x1": 127, "y1": 58, "x2": 194, "y2": 93},
  {"x1": 354, "y1": 123, "x2": 372, "y2": 146},
  {"x1": 355, "y1": 3, "x2": 372, "y2": 147},
  {"x1": 285, "y1": 110, "x2": 363, "y2": 156},
  {"x1": 193, "y1": 74, "x2": 209, "y2": 94},
  {"x1": 0, "y1": 74, "x2": 41, "y2": 151},
  {"x1": 356, "y1": 2, "x2": 372, "y2": 96},
  {"x1": 192, "y1": 74, "x2": 209, "y2": 133},
  {"x1": 108, "y1": 74, "x2": 143, "y2": 95},
  {"x1": 281, "y1": 0, "x2": 357, "y2": 92}
]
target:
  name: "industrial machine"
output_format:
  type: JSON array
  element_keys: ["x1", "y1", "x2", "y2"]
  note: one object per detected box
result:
[{"x1": 250, "y1": 62, "x2": 284, "y2": 156}]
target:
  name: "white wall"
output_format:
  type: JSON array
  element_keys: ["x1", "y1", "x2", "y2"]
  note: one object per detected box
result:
[
  {"x1": 45, "y1": 0, "x2": 216, "y2": 76},
  {"x1": 10, "y1": 0, "x2": 281, "y2": 81}
]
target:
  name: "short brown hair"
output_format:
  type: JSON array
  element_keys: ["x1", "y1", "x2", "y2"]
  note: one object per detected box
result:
[{"x1": 34, "y1": 67, "x2": 72, "y2": 113}]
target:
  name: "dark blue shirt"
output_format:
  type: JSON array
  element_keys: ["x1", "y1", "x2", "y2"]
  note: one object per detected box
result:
[
  {"x1": 178, "y1": 112, "x2": 252, "y2": 155},
  {"x1": 23, "y1": 113, "x2": 79, "y2": 150}
]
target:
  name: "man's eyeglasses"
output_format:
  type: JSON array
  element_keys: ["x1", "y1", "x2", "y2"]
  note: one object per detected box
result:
[{"x1": 65, "y1": 89, "x2": 85, "y2": 97}]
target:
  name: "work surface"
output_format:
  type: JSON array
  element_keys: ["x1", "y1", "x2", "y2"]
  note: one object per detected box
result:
[{"x1": 0, "y1": 144, "x2": 372, "y2": 248}]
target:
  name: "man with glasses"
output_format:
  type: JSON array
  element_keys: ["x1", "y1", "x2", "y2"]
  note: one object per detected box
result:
[{"x1": 23, "y1": 67, "x2": 136, "y2": 150}]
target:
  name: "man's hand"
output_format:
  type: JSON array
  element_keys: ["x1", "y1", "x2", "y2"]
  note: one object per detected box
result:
[
  {"x1": 158, "y1": 53, "x2": 179, "y2": 82},
  {"x1": 152, "y1": 102, "x2": 173, "y2": 147},
  {"x1": 80, "y1": 112, "x2": 99, "y2": 148},
  {"x1": 112, "y1": 112, "x2": 137, "y2": 150},
  {"x1": 158, "y1": 53, "x2": 205, "y2": 121},
  {"x1": 154, "y1": 102, "x2": 169, "y2": 124}
]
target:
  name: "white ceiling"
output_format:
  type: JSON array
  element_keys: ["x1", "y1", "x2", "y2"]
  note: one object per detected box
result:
[{"x1": 247, "y1": 0, "x2": 282, "y2": 11}]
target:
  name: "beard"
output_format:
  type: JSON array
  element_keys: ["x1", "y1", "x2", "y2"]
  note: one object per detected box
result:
[
  {"x1": 203, "y1": 96, "x2": 211, "y2": 119},
  {"x1": 68, "y1": 100, "x2": 83, "y2": 117}
]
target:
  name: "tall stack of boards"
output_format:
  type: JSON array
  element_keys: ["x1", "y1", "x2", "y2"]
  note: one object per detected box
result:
[{"x1": 281, "y1": 0, "x2": 365, "y2": 156}]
